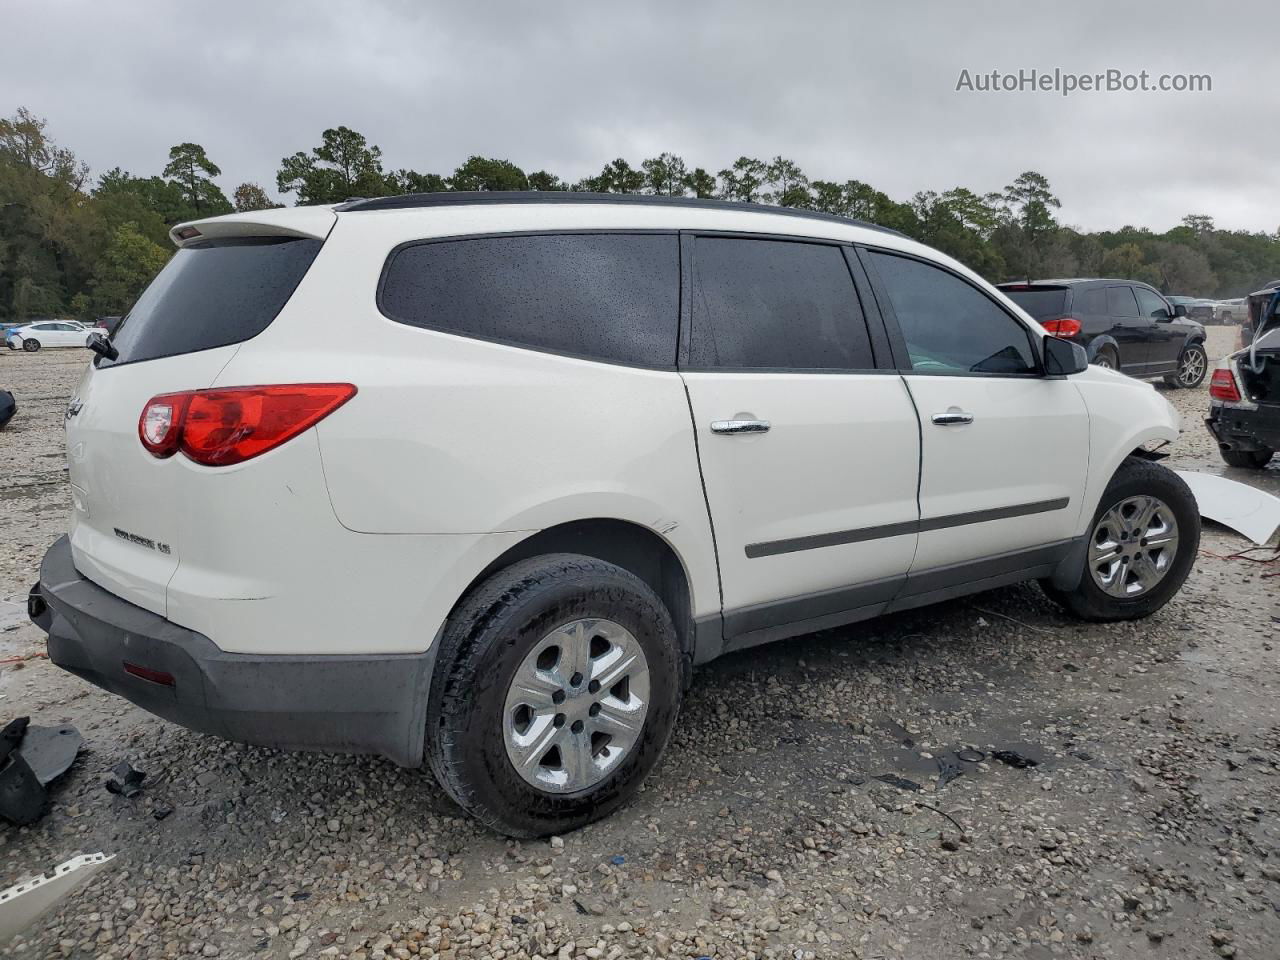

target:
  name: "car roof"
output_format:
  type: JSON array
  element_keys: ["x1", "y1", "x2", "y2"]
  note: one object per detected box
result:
[{"x1": 1000, "y1": 278, "x2": 1175, "y2": 294}]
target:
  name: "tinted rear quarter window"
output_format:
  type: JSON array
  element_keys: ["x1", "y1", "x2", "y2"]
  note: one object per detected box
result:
[
  {"x1": 105, "y1": 237, "x2": 322, "y2": 367},
  {"x1": 1001, "y1": 287, "x2": 1069, "y2": 320},
  {"x1": 380, "y1": 233, "x2": 679, "y2": 366},
  {"x1": 869, "y1": 251, "x2": 1038, "y2": 375},
  {"x1": 1074, "y1": 287, "x2": 1108, "y2": 315},
  {"x1": 690, "y1": 237, "x2": 873, "y2": 369}
]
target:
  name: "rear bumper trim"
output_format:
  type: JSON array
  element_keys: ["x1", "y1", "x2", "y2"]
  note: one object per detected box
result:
[{"x1": 30, "y1": 536, "x2": 432, "y2": 767}]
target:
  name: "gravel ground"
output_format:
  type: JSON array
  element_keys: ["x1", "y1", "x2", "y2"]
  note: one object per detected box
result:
[{"x1": 0, "y1": 328, "x2": 1277, "y2": 960}]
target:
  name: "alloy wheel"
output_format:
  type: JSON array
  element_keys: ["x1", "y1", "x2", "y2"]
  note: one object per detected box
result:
[
  {"x1": 1178, "y1": 348, "x2": 1206, "y2": 387},
  {"x1": 1088, "y1": 495, "x2": 1180, "y2": 598},
  {"x1": 503, "y1": 618, "x2": 650, "y2": 793}
]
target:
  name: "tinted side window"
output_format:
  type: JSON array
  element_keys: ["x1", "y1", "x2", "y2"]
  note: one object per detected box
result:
[
  {"x1": 689, "y1": 238, "x2": 873, "y2": 369},
  {"x1": 381, "y1": 234, "x2": 678, "y2": 366},
  {"x1": 1075, "y1": 287, "x2": 1107, "y2": 315},
  {"x1": 868, "y1": 251, "x2": 1038, "y2": 375},
  {"x1": 1134, "y1": 287, "x2": 1170, "y2": 319},
  {"x1": 1106, "y1": 285, "x2": 1141, "y2": 317}
]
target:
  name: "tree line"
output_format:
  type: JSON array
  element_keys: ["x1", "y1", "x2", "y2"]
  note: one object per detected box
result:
[{"x1": 3, "y1": 105, "x2": 1279, "y2": 322}]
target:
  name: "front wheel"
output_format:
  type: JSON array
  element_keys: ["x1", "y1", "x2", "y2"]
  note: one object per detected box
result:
[
  {"x1": 1167, "y1": 342, "x2": 1208, "y2": 388},
  {"x1": 1220, "y1": 447, "x2": 1274, "y2": 469},
  {"x1": 426, "y1": 554, "x2": 683, "y2": 837},
  {"x1": 21, "y1": 339, "x2": 39, "y2": 352},
  {"x1": 1041, "y1": 458, "x2": 1199, "y2": 622}
]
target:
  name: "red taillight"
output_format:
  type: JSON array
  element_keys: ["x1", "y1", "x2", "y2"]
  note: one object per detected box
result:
[
  {"x1": 139, "y1": 384, "x2": 357, "y2": 466},
  {"x1": 1041, "y1": 317, "x2": 1082, "y2": 337},
  {"x1": 1209, "y1": 368, "x2": 1242, "y2": 403}
]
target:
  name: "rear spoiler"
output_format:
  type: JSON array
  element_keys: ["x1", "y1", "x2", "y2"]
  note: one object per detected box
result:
[{"x1": 169, "y1": 206, "x2": 338, "y2": 248}]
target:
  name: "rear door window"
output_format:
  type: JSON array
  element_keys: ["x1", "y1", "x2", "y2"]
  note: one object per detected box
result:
[
  {"x1": 688, "y1": 237, "x2": 874, "y2": 370},
  {"x1": 1074, "y1": 287, "x2": 1107, "y2": 315},
  {"x1": 105, "y1": 237, "x2": 323, "y2": 367},
  {"x1": 868, "y1": 251, "x2": 1038, "y2": 375},
  {"x1": 1106, "y1": 285, "x2": 1141, "y2": 317},
  {"x1": 380, "y1": 233, "x2": 679, "y2": 366}
]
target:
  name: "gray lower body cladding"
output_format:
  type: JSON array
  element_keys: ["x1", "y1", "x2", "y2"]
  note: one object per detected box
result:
[{"x1": 29, "y1": 536, "x2": 432, "y2": 767}]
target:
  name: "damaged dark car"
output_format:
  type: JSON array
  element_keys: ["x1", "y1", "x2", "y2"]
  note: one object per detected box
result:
[{"x1": 1206, "y1": 282, "x2": 1280, "y2": 468}]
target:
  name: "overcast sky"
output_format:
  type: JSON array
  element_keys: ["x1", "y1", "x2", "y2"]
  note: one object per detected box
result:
[{"x1": 4, "y1": 0, "x2": 1278, "y2": 232}]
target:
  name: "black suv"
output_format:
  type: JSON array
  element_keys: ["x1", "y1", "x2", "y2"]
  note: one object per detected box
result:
[{"x1": 998, "y1": 279, "x2": 1208, "y2": 388}]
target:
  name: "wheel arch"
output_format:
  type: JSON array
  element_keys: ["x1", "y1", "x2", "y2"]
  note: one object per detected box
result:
[
  {"x1": 451, "y1": 518, "x2": 705, "y2": 683},
  {"x1": 1087, "y1": 335, "x2": 1120, "y2": 362}
]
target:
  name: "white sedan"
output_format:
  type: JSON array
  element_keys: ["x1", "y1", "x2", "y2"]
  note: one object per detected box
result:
[{"x1": 5, "y1": 321, "x2": 93, "y2": 352}]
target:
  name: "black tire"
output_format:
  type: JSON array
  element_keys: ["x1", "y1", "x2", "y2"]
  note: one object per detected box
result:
[
  {"x1": 426, "y1": 554, "x2": 682, "y2": 837},
  {"x1": 1092, "y1": 346, "x2": 1118, "y2": 371},
  {"x1": 1220, "y1": 447, "x2": 1273, "y2": 469},
  {"x1": 21, "y1": 339, "x2": 40, "y2": 352},
  {"x1": 1041, "y1": 458, "x2": 1199, "y2": 622}
]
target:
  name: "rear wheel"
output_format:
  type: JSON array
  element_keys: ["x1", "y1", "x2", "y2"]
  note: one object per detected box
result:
[
  {"x1": 1041, "y1": 458, "x2": 1199, "y2": 621},
  {"x1": 1220, "y1": 447, "x2": 1274, "y2": 469},
  {"x1": 21, "y1": 339, "x2": 39, "y2": 352},
  {"x1": 1092, "y1": 346, "x2": 1118, "y2": 371},
  {"x1": 426, "y1": 554, "x2": 682, "y2": 837}
]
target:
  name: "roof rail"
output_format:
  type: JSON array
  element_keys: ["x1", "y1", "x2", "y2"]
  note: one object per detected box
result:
[{"x1": 334, "y1": 191, "x2": 904, "y2": 236}]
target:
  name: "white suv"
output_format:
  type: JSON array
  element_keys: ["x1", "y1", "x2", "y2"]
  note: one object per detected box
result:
[{"x1": 30, "y1": 193, "x2": 1199, "y2": 836}]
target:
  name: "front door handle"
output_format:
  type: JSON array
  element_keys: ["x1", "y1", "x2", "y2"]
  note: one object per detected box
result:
[
  {"x1": 931, "y1": 411, "x2": 974, "y2": 426},
  {"x1": 711, "y1": 419, "x2": 771, "y2": 435}
]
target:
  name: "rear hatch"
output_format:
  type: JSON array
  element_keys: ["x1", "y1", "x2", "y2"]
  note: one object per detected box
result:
[{"x1": 66, "y1": 218, "x2": 329, "y2": 616}]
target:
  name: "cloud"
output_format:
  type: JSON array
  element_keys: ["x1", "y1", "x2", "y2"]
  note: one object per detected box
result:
[{"x1": 3, "y1": 0, "x2": 1277, "y2": 231}]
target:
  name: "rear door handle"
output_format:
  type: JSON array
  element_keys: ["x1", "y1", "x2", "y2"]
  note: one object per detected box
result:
[
  {"x1": 710, "y1": 419, "x2": 771, "y2": 435},
  {"x1": 931, "y1": 411, "x2": 974, "y2": 426}
]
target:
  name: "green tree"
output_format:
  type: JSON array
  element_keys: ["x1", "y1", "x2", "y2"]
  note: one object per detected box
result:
[
  {"x1": 641, "y1": 153, "x2": 688, "y2": 196},
  {"x1": 449, "y1": 156, "x2": 528, "y2": 191},
  {"x1": 577, "y1": 158, "x2": 644, "y2": 193},
  {"x1": 277, "y1": 126, "x2": 391, "y2": 205},
  {"x1": 765, "y1": 156, "x2": 808, "y2": 205},
  {"x1": 527, "y1": 170, "x2": 567, "y2": 191},
  {"x1": 390, "y1": 169, "x2": 450, "y2": 194},
  {"x1": 1181, "y1": 213, "x2": 1215, "y2": 236},
  {"x1": 89, "y1": 221, "x2": 170, "y2": 314},
  {"x1": 717, "y1": 156, "x2": 768, "y2": 203},
  {"x1": 163, "y1": 143, "x2": 231, "y2": 216},
  {"x1": 232, "y1": 182, "x2": 282, "y2": 212},
  {"x1": 683, "y1": 167, "x2": 717, "y2": 199}
]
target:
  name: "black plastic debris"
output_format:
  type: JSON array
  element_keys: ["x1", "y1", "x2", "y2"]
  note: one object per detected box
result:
[
  {"x1": 105, "y1": 760, "x2": 147, "y2": 798},
  {"x1": 956, "y1": 748, "x2": 985, "y2": 764},
  {"x1": 991, "y1": 749, "x2": 1039, "y2": 769},
  {"x1": 874, "y1": 773, "x2": 923, "y2": 792},
  {"x1": 936, "y1": 752, "x2": 964, "y2": 788},
  {"x1": 0, "y1": 718, "x2": 84, "y2": 825}
]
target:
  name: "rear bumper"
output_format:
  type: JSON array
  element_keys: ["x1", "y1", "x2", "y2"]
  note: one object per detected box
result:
[
  {"x1": 30, "y1": 536, "x2": 432, "y2": 767},
  {"x1": 1206, "y1": 405, "x2": 1280, "y2": 453}
]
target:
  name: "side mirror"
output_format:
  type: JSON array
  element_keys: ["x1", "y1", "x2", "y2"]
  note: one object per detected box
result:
[
  {"x1": 1043, "y1": 335, "x2": 1088, "y2": 376},
  {"x1": 1172, "y1": 304, "x2": 1188, "y2": 318}
]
